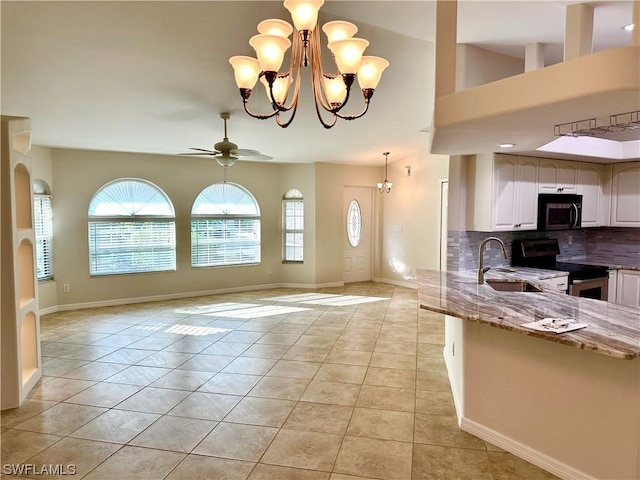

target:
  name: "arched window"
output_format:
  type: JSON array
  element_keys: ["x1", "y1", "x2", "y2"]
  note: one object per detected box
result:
[
  {"x1": 88, "y1": 179, "x2": 176, "y2": 276},
  {"x1": 282, "y1": 189, "x2": 303, "y2": 262},
  {"x1": 33, "y1": 179, "x2": 53, "y2": 280},
  {"x1": 191, "y1": 182, "x2": 261, "y2": 267}
]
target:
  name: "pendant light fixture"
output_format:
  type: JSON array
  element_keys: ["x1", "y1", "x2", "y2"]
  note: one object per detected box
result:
[
  {"x1": 377, "y1": 152, "x2": 393, "y2": 193},
  {"x1": 228, "y1": 0, "x2": 389, "y2": 129}
]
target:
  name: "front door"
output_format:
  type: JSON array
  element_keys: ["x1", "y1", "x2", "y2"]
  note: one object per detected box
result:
[{"x1": 343, "y1": 186, "x2": 373, "y2": 283}]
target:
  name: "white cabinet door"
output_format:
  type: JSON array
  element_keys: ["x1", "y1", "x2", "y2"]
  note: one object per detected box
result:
[
  {"x1": 577, "y1": 163, "x2": 604, "y2": 227},
  {"x1": 539, "y1": 159, "x2": 578, "y2": 194},
  {"x1": 608, "y1": 269, "x2": 617, "y2": 303},
  {"x1": 492, "y1": 155, "x2": 518, "y2": 231},
  {"x1": 516, "y1": 157, "x2": 539, "y2": 230},
  {"x1": 616, "y1": 269, "x2": 640, "y2": 308},
  {"x1": 610, "y1": 162, "x2": 640, "y2": 227}
]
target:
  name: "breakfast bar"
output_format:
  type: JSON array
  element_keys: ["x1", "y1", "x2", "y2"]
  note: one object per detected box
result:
[{"x1": 417, "y1": 268, "x2": 640, "y2": 480}]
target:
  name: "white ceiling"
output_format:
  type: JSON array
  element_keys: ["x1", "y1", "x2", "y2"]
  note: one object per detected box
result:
[{"x1": 1, "y1": 1, "x2": 636, "y2": 167}]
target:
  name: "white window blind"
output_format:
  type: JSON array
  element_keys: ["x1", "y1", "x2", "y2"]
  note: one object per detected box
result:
[
  {"x1": 88, "y1": 179, "x2": 176, "y2": 276},
  {"x1": 191, "y1": 183, "x2": 261, "y2": 267},
  {"x1": 283, "y1": 189, "x2": 304, "y2": 262},
  {"x1": 34, "y1": 195, "x2": 53, "y2": 280}
]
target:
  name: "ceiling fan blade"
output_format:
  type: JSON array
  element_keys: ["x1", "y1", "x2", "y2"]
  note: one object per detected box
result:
[
  {"x1": 178, "y1": 152, "x2": 219, "y2": 156},
  {"x1": 231, "y1": 148, "x2": 260, "y2": 156},
  {"x1": 238, "y1": 153, "x2": 274, "y2": 161},
  {"x1": 189, "y1": 147, "x2": 219, "y2": 153}
]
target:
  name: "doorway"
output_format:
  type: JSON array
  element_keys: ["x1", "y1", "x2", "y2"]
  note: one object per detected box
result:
[{"x1": 343, "y1": 186, "x2": 373, "y2": 283}]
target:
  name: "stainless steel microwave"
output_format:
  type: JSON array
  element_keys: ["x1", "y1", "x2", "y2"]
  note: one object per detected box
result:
[{"x1": 537, "y1": 194, "x2": 582, "y2": 231}]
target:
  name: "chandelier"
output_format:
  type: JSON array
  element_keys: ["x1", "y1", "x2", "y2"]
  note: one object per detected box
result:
[
  {"x1": 228, "y1": 0, "x2": 389, "y2": 129},
  {"x1": 377, "y1": 152, "x2": 393, "y2": 193}
]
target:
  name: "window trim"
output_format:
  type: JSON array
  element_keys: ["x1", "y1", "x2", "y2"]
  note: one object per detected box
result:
[
  {"x1": 34, "y1": 193, "x2": 53, "y2": 281},
  {"x1": 282, "y1": 189, "x2": 304, "y2": 263}
]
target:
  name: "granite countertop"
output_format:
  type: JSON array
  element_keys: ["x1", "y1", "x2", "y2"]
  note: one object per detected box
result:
[
  {"x1": 572, "y1": 259, "x2": 640, "y2": 271},
  {"x1": 417, "y1": 269, "x2": 640, "y2": 360}
]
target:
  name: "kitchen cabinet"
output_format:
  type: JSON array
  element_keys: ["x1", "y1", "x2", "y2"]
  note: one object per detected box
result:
[
  {"x1": 610, "y1": 162, "x2": 640, "y2": 227},
  {"x1": 539, "y1": 275, "x2": 569, "y2": 293},
  {"x1": 467, "y1": 154, "x2": 538, "y2": 232},
  {"x1": 607, "y1": 269, "x2": 617, "y2": 303},
  {"x1": 616, "y1": 269, "x2": 640, "y2": 308},
  {"x1": 576, "y1": 163, "x2": 604, "y2": 227},
  {"x1": 539, "y1": 159, "x2": 578, "y2": 194}
]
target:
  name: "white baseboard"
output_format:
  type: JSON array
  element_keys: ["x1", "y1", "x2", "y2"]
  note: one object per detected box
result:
[
  {"x1": 372, "y1": 277, "x2": 417, "y2": 289},
  {"x1": 460, "y1": 417, "x2": 596, "y2": 480}
]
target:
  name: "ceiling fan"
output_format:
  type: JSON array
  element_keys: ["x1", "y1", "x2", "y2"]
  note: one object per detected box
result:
[{"x1": 180, "y1": 112, "x2": 272, "y2": 167}]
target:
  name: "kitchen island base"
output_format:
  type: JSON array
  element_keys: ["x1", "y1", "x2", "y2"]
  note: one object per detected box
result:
[{"x1": 444, "y1": 315, "x2": 639, "y2": 480}]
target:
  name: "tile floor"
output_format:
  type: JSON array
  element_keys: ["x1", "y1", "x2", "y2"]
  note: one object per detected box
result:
[{"x1": 1, "y1": 283, "x2": 558, "y2": 479}]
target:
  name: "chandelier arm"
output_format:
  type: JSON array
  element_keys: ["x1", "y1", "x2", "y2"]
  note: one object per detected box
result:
[
  {"x1": 335, "y1": 89, "x2": 374, "y2": 120},
  {"x1": 239, "y1": 91, "x2": 280, "y2": 120},
  {"x1": 313, "y1": 92, "x2": 339, "y2": 129},
  {"x1": 309, "y1": 29, "x2": 338, "y2": 113},
  {"x1": 274, "y1": 99, "x2": 300, "y2": 128},
  {"x1": 270, "y1": 30, "x2": 303, "y2": 112}
]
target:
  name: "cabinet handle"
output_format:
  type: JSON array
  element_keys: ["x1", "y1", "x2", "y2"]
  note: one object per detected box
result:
[{"x1": 557, "y1": 187, "x2": 564, "y2": 192}]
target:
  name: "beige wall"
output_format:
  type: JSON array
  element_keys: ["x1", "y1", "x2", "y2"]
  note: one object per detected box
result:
[
  {"x1": 379, "y1": 149, "x2": 450, "y2": 285},
  {"x1": 456, "y1": 44, "x2": 524, "y2": 91}
]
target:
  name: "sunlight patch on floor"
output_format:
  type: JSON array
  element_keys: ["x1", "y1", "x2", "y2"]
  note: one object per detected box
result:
[{"x1": 265, "y1": 293, "x2": 388, "y2": 306}]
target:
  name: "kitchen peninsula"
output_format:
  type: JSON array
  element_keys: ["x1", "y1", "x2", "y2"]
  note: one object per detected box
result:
[{"x1": 417, "y1": 268, "x2": 639, "y2": 480}]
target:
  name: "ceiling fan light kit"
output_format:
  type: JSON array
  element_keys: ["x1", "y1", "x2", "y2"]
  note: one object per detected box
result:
[{"x1": 229, "y1": 0, "x2": 389, "y2": 129}]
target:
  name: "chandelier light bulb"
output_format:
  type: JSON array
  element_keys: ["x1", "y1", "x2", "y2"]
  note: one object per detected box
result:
[
  {"x1": 257, "y1": 19, "x2": 293, "y2": 38},
  {"x1": 322, "y1": 21, "x2": 358, "y2": 44},
  {"x1": 357, "y1": 56, "x2": 390, "y2": 90},
  {"x1": 328, "y1": 38, "x2": 369, "y2": 74},
  {"x1": 229, "y1": 56, "x2": 261, "y2": 89},
  {"x1": 323, "y1": 76, "x2": 348, "y2": 105},
  {"x1": 249, "y1": 34, "x2": 292, "y2": 72},
  {"x1": 283, "y1": 0, "x2": 324, "y2": 31}
]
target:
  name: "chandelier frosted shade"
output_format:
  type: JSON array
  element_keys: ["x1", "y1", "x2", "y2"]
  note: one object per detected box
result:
[
  {"x1": 283, "y1": 0, "x2": 324, "y2": 31},
  {"x1": 229, "y1": 0, "x2": 389, "y2": 128}
]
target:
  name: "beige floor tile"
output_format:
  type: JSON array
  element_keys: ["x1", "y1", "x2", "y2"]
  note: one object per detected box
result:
[
  {"x1": 324, "y1": 349, "x2": 372, "y2": 366},
  {"x1": 330, "y1": 475, "x2": 378, "y2": 480},
  {"x1": 97, "y1": 348, "x2": 154, "y2": 364},
  {"x1": 64, "y1": 382, "x2": 141, "y2": 407},
  {"x1": 221, "y1": 331, "x2": 265, "y2": 343},
  {"x1": 177, "y1": 354, "x2": 235, "y2": 373},
  {"x1": 369, "y1": 352, "x2": 416, "y2": 370},
  {"x1": 222, "y1": 357, "x2": 278, "y2": 375},
  {"x1": 70, "y1": 408, "x2": 159, "y2": 443},
  {"x1": 103, "y1": 365, "x2": 172, "y2": 386},
  {"x1": 162, "y1": 338, "x2": 212, "y2": 354},
  {"x1": 314, "y1": 364, "x2": 367, "y2": 384},
  {"x1": 416, "y1": 355, "x2": 447, "y2": 373},
  {"x1": 364, "y1": 367, "x2": 416, "y2": 389},
  {"x1": 282, "y1": 346, "x2": 330, "y2": 362},
  {"x1": 224, "y1": 396, "x2": 295, "y2": 427},
  {"x1": 166, "y1": 455, "x2": 255, "y2": 480},
  {"x1": 484, "y1": 441, "x2": 507, "y2": 452},
  {"x1": 412, "y1": 444, "x2": 492, "y2": 480},
  {"x1": 135, "y1": 350, "x2": 194, "y2": 368},
  {"x1": 374, "y1": 340, "x2": 417, "y2": 356},
  {"x1": 332, "y1": 338, "x2": 377, "y2": 352},
  {"x1": 129, "y1": 415, "x2": 216, "y2": 452},
  {"x1": 300, "y1": 380, "x2": 361, "y2": 406},
  {"x1": 261, "y1": 429, "x2": 342, "y2": 471},
  {"x1": 126, "y1": 336, "x2": 180, "y2": 350},
  {"x1": 150, "y1": 369, "x2": 214, "y2": 391},
  {"x1": 241, "y1": 344, "x2": 290, "y2": 359},
  {"x1": 193, "y1": 422, "x2": 277, "y2": 461},
  {"x1": 0, "y1": 399, "x2": 58, "y2": 428},
  {"x1": 415, "y1": 389, "x2": 456, "y2": 415},
  {"x1": 82, "y1": 445, "x2": 184, "y2": 480},
  {"x1": 488, "y1": 451, "x2": 559, "y2": 479},
  {"x1": 333, "y1": 436, "x2": 413, "y2": 480},
  {"x1": 266, "y1": 360, "x2": 321, "y2": 379},
  {"x1": 115, "y1": 386, "x2": 190, "y2": 414},
  {"x1": 90, "y1": 334, "x2": 141, "y2": 348},
  {"x1": 248, "y1": 376, "x2": 309, "y2": 400},
  {"x1": 304, "y1": 326, "x2": 343, "y2": 338},
  {"x1": 13, "y1": 403, "x2": 106, "y2": 435},
  {"x1": 40, "y1": 342, "x2": 80, "y2": 357},
  {"x1": 61, "y1": 361, "x2": 129, "y2": 381},
  {"x1": 28, "y1": 377, "x2": 96, "y2": 401},
  {"x1": 59, "y1": 345, "x2": 120, "y2": 361},
  {"x1": 416, "y1": 370, "x2": 451, "y2": 392},
  {"x1": 201, "y1": 341, "x2": 251, "y2": 356},
  {"x1": 414, "y1": 413, "x2": 485, "y2": 449},
  {"x1": 347, "y1": 408, "x2": 414, "y2": 442},
  {"x1": 256, "y1": 332, "x2": 301, "y2": 346},
  {"x1": 418, "y1": 332, "x2": 445, "y2": 345},
  {"x1": 26, "y1": 437, "x2": 120, "y2": 479},
  {"x1": 294, "y1": 335, "x2": 337, "y2": 349},
  {"x1": 248, "y1": 464, "x2": 329, "y2": 480},
  {"x1": 198, "y1": 373, "x2": 261, "y2": 395},
  {"x1": 283, "y1": 402, "x2": 353, "y2": 435},
  {"x1": 41, "y1": 358, "x2": 90, "y2": 376},
  {"x1": 168, "y1": 391, "x2": 242, "y2": 420},
  {"x1": 0, "y1": 429, "x2": 61, "y2": 464},
  {"x1": 356, "y1": 385, "x2": 415, "y2": 412}
]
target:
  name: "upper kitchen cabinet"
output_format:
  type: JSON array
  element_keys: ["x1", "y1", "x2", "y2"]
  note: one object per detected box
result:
[
  {"x1": 610, "y1": 162, "x2": 640, "y2": 227},
  {"x1": 538, "y1": 159, "x2": 578, "y2": 194},
  {"x1": 576, "y1": 163, "x2": 604, "y2": 227},
  {"x1": 467, "y1": 154, "x2": 538, "y2": 232}
]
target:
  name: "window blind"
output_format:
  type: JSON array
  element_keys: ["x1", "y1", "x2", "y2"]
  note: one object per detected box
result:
[
  {"x1": 283, "y1": 199, "x2": 303, "y2": 261},
  {"x1": 34, "y1": 195, "x2": 53, "y2": 280},
  {"x1": 191, "y1": 219, "x2": 260, "y2": 267}
]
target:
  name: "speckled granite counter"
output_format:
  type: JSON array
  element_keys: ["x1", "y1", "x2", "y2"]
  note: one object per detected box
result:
[{"x1": 417, "y1": 269, "x2": 640, "y2": 359}]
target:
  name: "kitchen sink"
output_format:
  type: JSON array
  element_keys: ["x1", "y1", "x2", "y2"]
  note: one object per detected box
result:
[{"x1": 486, "y1": 279, "x2": 542, "y2": 293}]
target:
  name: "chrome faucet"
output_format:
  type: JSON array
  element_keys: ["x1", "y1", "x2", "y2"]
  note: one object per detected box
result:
[{"x1": 478, "y1": 237, "x2": 509, "y2": 284}]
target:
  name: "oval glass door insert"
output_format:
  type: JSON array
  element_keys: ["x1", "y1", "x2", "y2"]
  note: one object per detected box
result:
[{"x1": 346, "y1": 199, "x2": 362, "y2": 247}]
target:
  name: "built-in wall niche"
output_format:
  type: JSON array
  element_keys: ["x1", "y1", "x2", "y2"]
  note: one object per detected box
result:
[
  {"x1": 17, "y1": 240, "x2": 35, "y2": 308},
  {"x1": 11, "y1": 131, "x2": 31, "y2": 155},
  {"x1": 20, "y1": 312, "x2": 38, "y2": 385},
  {"x1": 14, "y1": 164, "x2": 32, "y2": 229}
]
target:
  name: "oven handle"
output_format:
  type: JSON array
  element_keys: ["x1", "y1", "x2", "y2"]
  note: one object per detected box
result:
[{"x1": 570, "y1": 203, "x2": 579, "y2": 229}]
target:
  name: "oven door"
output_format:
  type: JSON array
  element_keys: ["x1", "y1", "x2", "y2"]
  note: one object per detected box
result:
[{"x1": 569, "y1": 277, "x2": 608, "y2": 300}]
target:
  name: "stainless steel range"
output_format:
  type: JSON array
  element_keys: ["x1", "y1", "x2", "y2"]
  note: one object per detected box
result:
[{"x1": 511, "y1": 238, "x2": 609, "y2": 300}]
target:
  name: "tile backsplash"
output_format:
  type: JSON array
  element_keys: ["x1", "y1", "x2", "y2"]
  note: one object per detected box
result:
[{"x1": 448, "y1": 228, "x2": 640, "y2": 271}]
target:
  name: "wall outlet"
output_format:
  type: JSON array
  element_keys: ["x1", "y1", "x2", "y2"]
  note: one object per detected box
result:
[{"x1": 63, "y1": 284, "x2": 70, "y2": 293}]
